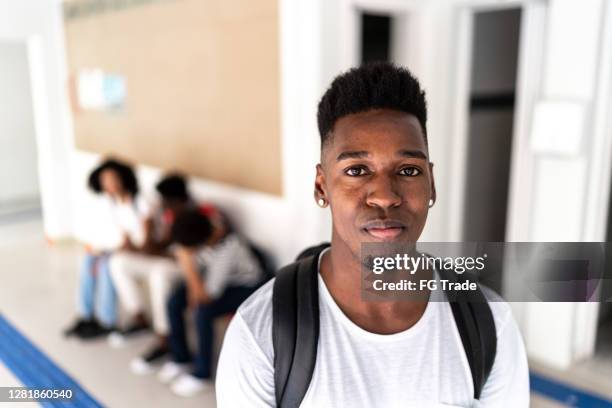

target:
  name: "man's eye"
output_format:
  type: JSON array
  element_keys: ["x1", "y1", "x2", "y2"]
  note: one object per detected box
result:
[
  {"x1": 399, "y1": 167, "x2": 421, "y2": 177},
  {"x1": 345, "y1": 167, "x2": 368, "y2": 177}
]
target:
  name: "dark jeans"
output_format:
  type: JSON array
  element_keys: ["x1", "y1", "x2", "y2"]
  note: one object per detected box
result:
[{"x1": 167, "y1": 282, "x2": 256, "y2": 379}]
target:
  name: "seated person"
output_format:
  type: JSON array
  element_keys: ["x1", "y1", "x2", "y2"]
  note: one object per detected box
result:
[
  {"x1": 157, "y1": 209, "x2": 263, "y2": 397},
  {"x1": 110, "y1": 173, "x2": 220, "y2": 373},
  {"x1": 65, "y1": 158, "x2": 149, "y2": 339}
]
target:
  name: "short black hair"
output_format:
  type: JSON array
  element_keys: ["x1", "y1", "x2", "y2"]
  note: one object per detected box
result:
[
  {"x1": 156, "y1": 174, "x2": 190, "y2": 202},
  {"x1": 317, "y1": 62, "x2": 427, "y2": 146},
  {"x1": 171, "y1": 209, "x2": 212, "y2": 247},
  {"x1": 88, "y1": 158, "x2": 139, "y2": 196}
]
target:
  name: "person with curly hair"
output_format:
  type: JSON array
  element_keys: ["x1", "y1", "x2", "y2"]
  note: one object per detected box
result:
[{"x1": 65, "y1": 158, "x2": 150, "y2": 339}]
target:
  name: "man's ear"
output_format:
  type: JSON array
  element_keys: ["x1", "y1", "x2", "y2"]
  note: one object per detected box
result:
[
  {"x1": 429, "y1": 162, "x2": 437, "y2": 204},
  {"x1": 314, "y1": 163, "x2": 327, "y2": 202}
]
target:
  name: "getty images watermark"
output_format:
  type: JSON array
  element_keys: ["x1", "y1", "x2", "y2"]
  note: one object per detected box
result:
[{"x1": 360, "y1": 242, "x2": 612, "y2": 302}]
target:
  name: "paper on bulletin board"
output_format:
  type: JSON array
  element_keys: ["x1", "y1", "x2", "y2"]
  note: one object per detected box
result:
[{"x1": 76, "y1": 68, "x2": 126, "y2": 112}]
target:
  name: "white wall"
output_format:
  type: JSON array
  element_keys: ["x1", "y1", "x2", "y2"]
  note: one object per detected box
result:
[
  {"x1": 521, "y1": 0, "x2": 609, "y2": 368},
  {"x1": 0, "y1": 0, "x2": 74, "y2": 236},
  {"x1": 527, "y1": 0, "x2": 612, "y2": 367},
  {"x1": 0, "y1": 40, "x2": 40, "y2": 211}
]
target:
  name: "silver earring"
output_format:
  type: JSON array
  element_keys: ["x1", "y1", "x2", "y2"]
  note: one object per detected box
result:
[
  {"x1": 317, "y1": 198, "x2": 327, "y2": 207},
  {"x1": 428, "y1": 198, "x2": 435, "y2": 208}
]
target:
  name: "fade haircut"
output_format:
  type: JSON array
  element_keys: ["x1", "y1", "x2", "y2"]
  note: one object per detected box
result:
[{"x1": 317, "y1": 62, "x2": 428, "y2": 147}]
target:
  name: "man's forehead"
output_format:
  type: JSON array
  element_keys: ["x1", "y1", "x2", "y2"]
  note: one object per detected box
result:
[
  {"x1": 335, "y1": 109, "x2": 422, "y2": 131},
  {"x1": 324, "y1": 110, "x2": 427, "y2": 155}
]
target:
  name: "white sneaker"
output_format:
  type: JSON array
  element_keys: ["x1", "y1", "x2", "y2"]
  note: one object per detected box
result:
[
  {"x1": 130, "y1": 357, "x2": 155, "y2": 375},
  {"x1": 170, "y1": 374, "x2": 213, "y2": 397},
  {"x1": 158, "y1": 361, "x2": 190, "y2": 384},
  {"x1": 107, "y1": 331, "x2": 126, "y2": 349}
]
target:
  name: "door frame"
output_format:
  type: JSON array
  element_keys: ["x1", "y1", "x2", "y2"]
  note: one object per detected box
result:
[
  {"x1": 446, "y1": 0, "x2": 548, "y2": 337},
  {"x1": 447, "y1": 0, "x2": 548, "y2": 243},
  {"x1": 339, "y1": 0, "x2": 418, "y2": 69}
]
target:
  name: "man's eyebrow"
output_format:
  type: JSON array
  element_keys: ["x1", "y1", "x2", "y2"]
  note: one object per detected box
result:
[
  {"x1": 336, "y1": 149, "x2": 428, "y2": 162},
  {"x1": 398, "y1": 149, "x2": 428, "y2": 160},
  {"x1": 336, "y1": 151, "x2": 369, "y2": 161}
]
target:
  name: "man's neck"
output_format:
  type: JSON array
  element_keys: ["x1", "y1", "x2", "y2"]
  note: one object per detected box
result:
[{"x1": 319, "y1": 237, "x2": 429, "y2": 335}]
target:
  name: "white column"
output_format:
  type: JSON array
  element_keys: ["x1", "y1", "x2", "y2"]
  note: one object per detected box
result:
[{"x1": 521, "y1": 0, "x2": 605, "y2": 369}]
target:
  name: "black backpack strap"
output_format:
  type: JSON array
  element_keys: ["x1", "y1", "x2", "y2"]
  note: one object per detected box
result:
[
  {"x1": 273, "y1": 244, "x2": 495, "y2": 403},
  {"x1": 273, "y1": 245, "x2": 327, "y2": 408},
  {"x1": 439, "y1": 269, "x2": 497, "y2": 400},
  {"x1": 273, "y1": 262, "x2": 298, "y2": 406},
  {"x1": 295, "y1": 242, "x2": 332, "y2": 261}
]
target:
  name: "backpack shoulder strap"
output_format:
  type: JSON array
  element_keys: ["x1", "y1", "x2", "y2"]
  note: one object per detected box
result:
[
  {"x1": 272, "y1": 245, "x2": 327, "y2": 408},
  {"x1": 273, "y1": 245, "x2": 496, "y2": 403},
  {"x1": 438, "y1": 268, "x2": 497, "y2": 400}
]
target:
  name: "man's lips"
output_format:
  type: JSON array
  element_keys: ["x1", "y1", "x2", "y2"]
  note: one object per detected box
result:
[
  {"x1": 365, "y1": 227, "x2": 404, "y2": 240},
  {"x1": 361, "y1": 220, "x2": 406, "y2": 240}
]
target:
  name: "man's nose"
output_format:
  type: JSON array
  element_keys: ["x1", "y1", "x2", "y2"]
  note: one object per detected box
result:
[{"x1": 365, "y1": 175, "x2": 402, "y2": 209}]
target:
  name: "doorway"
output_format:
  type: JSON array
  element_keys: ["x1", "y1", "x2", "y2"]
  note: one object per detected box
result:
[
  {"x1": 462, "y1": 8, "x2": 522, "y2": 243},
  {"x1": 360, "y1": 12, "x2": 393, "y2": 63}
]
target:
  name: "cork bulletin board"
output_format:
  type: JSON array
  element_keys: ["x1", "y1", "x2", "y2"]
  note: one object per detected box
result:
[{"x1": 64, "y1": 0, "x2": 282, "y2": 195}]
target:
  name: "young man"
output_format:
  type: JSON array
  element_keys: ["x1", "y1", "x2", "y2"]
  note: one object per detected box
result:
[
  {"x1": 157, "y1": 209, "x2": 263, "y2": 397},
  {"x1": 110, "y1": 174, "x2": 220, "y2": 373},
  {"x1": 216, "y1": 63, "x2": 529, "y2": 406}
]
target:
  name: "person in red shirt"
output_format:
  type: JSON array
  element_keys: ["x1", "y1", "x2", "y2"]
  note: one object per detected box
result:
[{"x1": 110, "y1": 173, "x2": 226, "y2": 375}]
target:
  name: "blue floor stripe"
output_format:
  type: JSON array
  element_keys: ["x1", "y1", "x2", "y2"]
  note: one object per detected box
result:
[
  {"x1": 2, "y1": 311, "x2": 612, "y2": 408},
  {"x1": 0, "y1": 315, "x2": 97, "y2": 407},
  {"x1": 530, "y1": 372, "x2": 612, "y2": 407},
  {"x1": 0, "y1": 321, "x2": 86, "y2": 408},
  {"x1": 0, "y1": 313, "x2": 103, "y2": 407},
  {"x1": 0, "y1": 315, "x2": 100, "y2": 408},
  {"x1": 0, "y1": 316, "x2": 95, "y2": 407}
]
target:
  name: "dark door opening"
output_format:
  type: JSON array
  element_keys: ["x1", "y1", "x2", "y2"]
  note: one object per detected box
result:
[
  {"x1": 360, "y1": 13, "x2": 393, "y2": 64},
  {"x1": 462, "y1": 8, "x2": 522, "y2": 295},
  {"x1": 463, "y1": 8, "x2": 522, "y2": 243}
]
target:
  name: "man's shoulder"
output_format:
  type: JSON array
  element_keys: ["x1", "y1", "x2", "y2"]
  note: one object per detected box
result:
[
  {"x1": 239, "y1": 277, "x2": 274, "y2": 315},
  {"x1": 235, "y1": 278, "x2": 275, "y2": 359},
  {"x1": 480, "y1": 285, "x2": 516, "y2": 338}
]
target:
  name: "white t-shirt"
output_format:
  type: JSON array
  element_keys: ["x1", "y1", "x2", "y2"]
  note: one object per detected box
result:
[
  {"x1": 82, "y1": 195, "x2": 151, "y2": 251},
  {"x1": 216, "y1": 254, "x2": 529, "y2": 407},
  {"x1": 108, "y1": 195, "x2": 151, "y2": 247}
]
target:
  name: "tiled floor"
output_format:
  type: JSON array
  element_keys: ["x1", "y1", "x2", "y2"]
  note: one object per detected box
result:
[
  {"x1": 0, "y1": 218, "x2": 215, "y2": 407},
  {"x1": 0, "y1": 216, "x2": 609, "y2": 407}
]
